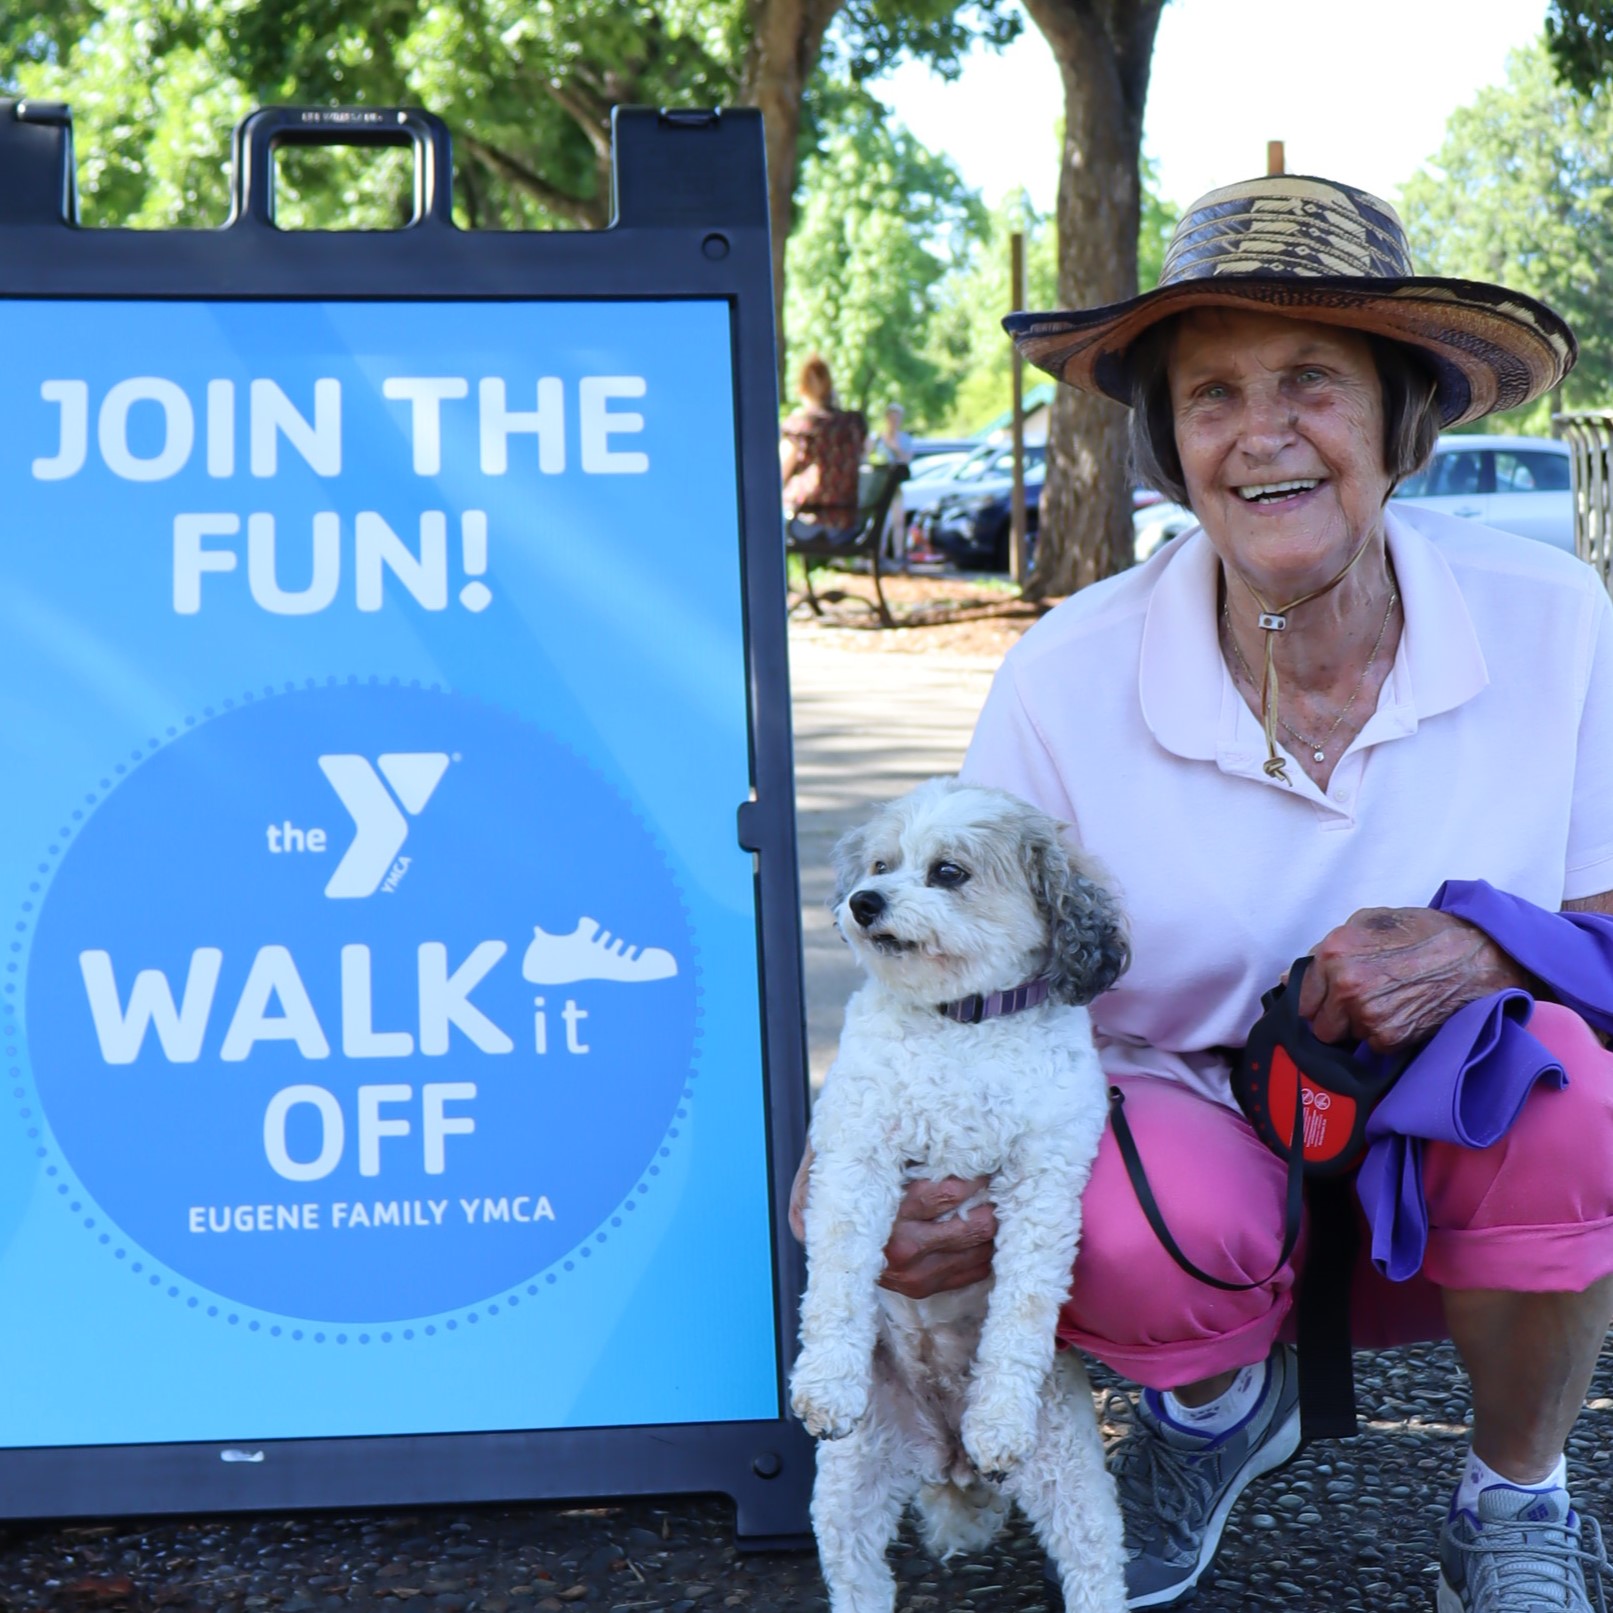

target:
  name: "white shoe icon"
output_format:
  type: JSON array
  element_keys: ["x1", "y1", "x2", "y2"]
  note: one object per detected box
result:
[{"x1": 522, "y1": 917, "x2": 679, "y2": 985}]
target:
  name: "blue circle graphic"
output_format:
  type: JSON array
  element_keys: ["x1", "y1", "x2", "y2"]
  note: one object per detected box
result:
[{"x1": 26, "y1": 686, "x2": 697, "y2": 1321}]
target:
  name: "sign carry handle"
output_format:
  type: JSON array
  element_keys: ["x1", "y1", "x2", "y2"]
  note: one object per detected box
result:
[{"x1": 229, "y1": 106, "x2": 456, "y2": 230}]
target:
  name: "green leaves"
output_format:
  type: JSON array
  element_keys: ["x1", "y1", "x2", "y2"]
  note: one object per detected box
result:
[
  {"x1": 784, "y1": 86, "x2": 987, "y2": 423},
  {"x1": 922, "y1": 189, "x2": 1059, "y2": 433},
  {"x1": 1546, "y1": 1, "x2": 1613, "y2": 97},
  {"x1": 1, "y1": 0, "x2": 744, "y2": 228},
  {"x1": 825, "y1": 0, "x2": 1020, "y2": 83},
  {"x1": 1, "y1": 0, "x2": 1149, "y2": 439},
  {"x1": 1401, "y1": 39, "x2": 1613, "y2": 424}
]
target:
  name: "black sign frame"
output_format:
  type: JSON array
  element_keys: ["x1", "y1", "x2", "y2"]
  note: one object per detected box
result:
[{"x1": 0, "y1": 99, "x2": 812, "y2": 1547}]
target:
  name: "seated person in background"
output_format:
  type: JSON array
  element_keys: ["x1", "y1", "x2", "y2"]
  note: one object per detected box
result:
[{"x1": 781, "y1": 354, "x2": 867, "y2": 541}]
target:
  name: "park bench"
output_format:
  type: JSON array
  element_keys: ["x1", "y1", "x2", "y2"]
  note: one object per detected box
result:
[{"x1": 786, "y1": 461, "x2": 911, "y2": 629}]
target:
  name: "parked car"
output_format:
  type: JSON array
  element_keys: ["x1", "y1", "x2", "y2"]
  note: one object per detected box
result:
[
  {"x1": 1132, "y1": 493, "x2": 1198, "y2": 562},
  {"x1": 926, "y1": 461, "x2": 1047, "y2": 572},
  {"x1": 866, "y1": 436, "x2": 978, "y2": 480},
  {"x1": 904, "y1": 448, "x2": 976, "y2": 484},
  {"x1": 1390, "y1": 434, "x2": 1573, "y2": 551},
  {"x1": 1131, "y1": 434, "x2": 1577, "y2": 562},
  {"x1": 902, "y1": 440, "x2": 1048, "y2": 529},
  {"x1": 907, "y1": 435, "x2": 980, "y2": 463},
  {"x1": 929, "y1": 478, "x2": 1168, "y2": 574}
]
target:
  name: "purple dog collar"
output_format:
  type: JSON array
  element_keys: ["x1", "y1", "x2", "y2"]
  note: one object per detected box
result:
[{"x1": 938, "y1": 977, "x2": 1052, "y2": 1025}]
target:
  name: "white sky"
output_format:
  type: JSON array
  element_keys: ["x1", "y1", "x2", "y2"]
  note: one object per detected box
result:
[{"x1": 878, "y1": 0, "x2": 1548, "y2": 217}]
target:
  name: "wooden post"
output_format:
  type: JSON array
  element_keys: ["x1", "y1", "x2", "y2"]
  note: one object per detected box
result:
[
  {"x1": 1009, "y1": 229, "x2": 1027, "y2": 588},
  {"x1": 1267, "y1": 140, "x2": 1285, "y2": 176}
]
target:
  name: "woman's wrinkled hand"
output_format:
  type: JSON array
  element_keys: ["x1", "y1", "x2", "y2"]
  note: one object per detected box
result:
[
  {"x1": 1298, "y1": 906, "x2": 1529, "y2": 1051},
  {"x1": 879, "y1": 1176, "x2": 998, "y2": 1297},
  {"x1": 788, "y1": 1145, "x2": 997, "y2": 1298}
]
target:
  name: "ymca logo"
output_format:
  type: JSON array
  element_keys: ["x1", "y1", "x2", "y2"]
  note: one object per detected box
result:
[{"x1": 319, "y1": 753, "x2": 450, "y2": 898}]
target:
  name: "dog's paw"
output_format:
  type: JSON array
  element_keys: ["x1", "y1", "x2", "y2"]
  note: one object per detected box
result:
[
  {"x1": 961, "y1": 1390, "x2": 1039, "y2": 1481},
  {"x1": 789, "y1": 1355, "x2": 868, "y2": 1441},
  {"x1": 790, "y1": 1382, "x2": 867, "y2": 1441}
]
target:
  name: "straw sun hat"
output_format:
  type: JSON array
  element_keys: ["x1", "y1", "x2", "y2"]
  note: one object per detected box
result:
[{"x1": 1004, "y1": 174, "x2": 1575, "y2": 425}]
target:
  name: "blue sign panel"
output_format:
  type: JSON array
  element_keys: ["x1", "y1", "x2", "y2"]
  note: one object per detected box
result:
[{"x1": 0, "y1": 298, "x2": 780, "y2": 1447}]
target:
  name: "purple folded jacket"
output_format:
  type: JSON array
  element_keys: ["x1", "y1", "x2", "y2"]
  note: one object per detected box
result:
[{"x1": 1354, "y1": 880, "x2": 1613, "y2": 1281}]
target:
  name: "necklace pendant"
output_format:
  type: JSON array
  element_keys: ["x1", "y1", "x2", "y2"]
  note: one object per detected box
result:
[{"x1": 1313, "y1": 750, "x2": 1326, "y2": 763}]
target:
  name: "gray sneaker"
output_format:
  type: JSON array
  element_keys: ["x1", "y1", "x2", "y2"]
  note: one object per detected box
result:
[
  {"x1": 1106, "y1": 1344, "x2": 1302, "y2": 1609},
  {"x1": 1438, "y1": 1481, "x2": 1611, "y2": 1611}
]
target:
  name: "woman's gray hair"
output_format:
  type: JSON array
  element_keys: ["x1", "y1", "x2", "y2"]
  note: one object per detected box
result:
[{"x1": 1127, "y1": 317, "x2": 1444, "y2": 509}]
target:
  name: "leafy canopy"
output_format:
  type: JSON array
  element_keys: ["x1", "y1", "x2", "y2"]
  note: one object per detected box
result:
[
  {"x1": 1546, "y1": 0, "x2": 1613, "y2": 95},
  {"x1": 784, "y1": 85, "x2": 987, "y2": 425},
  {"x1": 1, "y1": 0, "x2": 1019, "y2": 230},
  {"x1": 922, "y1": 152, "x2": 1176, "y2": 435},
  {"x1": 1399, "y1": 38, "x2": 1613, "y2": 426}
]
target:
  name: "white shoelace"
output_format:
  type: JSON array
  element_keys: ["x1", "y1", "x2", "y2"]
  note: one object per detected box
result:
[{"x1": 1455, "y1": 1510, "x2": 1610, "y2": 1611}]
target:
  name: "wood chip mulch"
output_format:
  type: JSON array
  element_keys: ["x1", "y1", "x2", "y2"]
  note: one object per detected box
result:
[{"x1": 788, "y1": 573, "x2": 1062, "y2": 660}]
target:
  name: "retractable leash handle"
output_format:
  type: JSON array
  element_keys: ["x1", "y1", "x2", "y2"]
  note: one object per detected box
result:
[
  {"x1": 1110, "y1": 956, "x2": 1405, "y2": 1442},
  {"x1": 228, "y1": 106, "x2": 456, "y2": 230},
  {"x1": 1242, "y1": 956, "x2": 1413, "y2": 1178},
  {"x1": 1107, "y1": 956, "x2": 1379, "y2": 1292}
]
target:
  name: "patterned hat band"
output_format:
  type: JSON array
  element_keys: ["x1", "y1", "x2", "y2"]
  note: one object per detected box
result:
[
  {"x1": 1163, "y1": 185, "x2": 1413, "y2": 283},
  {"x1": 1004, "y1": 173, "x2": 1576, "y2": 428}
]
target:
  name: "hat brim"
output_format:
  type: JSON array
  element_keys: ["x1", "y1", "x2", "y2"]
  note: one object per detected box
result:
[{"x1": 1005, "y1": 275, "x2": 1576, "y2": 427}]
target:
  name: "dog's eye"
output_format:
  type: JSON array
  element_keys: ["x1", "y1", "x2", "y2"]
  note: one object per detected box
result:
[
  {"x1": 927, "y1": 861, "x2": 970, "y2": 889},
  {"x1": 871, "y1": 859, "x2": 887, "y2": 875}
]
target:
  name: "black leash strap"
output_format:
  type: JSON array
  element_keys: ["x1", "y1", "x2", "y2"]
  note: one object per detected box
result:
[
  {"x1": 1107, "y1": 1081, "x2": 1359, "y2": 1443},
  {"x1": 1295, "y1": 1176, "x2": 1361, "y2": 1441},
  {"x1": 1108, "y1": 1085, "x2": 1305, "y2": 1292}
]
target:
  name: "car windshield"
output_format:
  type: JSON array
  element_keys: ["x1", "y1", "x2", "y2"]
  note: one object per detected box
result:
[
  {"x1": 953, "y1": 444, "x2": 1044, "y2": 482},
  {"x1": 908, "y1": 452, "x2": 972, "y2": 482}
]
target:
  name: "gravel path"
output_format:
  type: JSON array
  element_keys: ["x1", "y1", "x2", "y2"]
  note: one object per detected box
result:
[{"x1": 7, "y1": 620, "x2": 1612, "y2": 1611}]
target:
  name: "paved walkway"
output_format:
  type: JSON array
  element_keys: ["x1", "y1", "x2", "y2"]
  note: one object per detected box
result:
[{"x1": 788, "y1": 637, "x2": 995, "y2": 1083}]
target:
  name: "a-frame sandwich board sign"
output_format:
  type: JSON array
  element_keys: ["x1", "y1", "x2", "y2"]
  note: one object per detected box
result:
[{"x1": 0, "y1": 100, "x2": 812, "y2": 1545}]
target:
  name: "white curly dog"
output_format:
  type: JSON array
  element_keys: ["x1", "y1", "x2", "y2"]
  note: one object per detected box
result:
[{"x1": 790, "y1": 778, "x2": 1129, "y2": 1613}]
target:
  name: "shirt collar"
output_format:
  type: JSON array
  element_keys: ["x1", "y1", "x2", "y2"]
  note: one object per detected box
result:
[{"x1": 1138, "y1": 508, "x2": 1490, "y2": 765}]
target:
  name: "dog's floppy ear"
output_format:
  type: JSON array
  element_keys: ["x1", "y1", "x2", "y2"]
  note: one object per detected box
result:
[{"x1": 1023, "y1": 824, "x2": 1129, "y2": 1005}]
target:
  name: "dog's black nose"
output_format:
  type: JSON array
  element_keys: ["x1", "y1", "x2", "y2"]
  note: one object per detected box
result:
[{"x1": 848, "y1": 889, "x2": 885, "y2": 928}]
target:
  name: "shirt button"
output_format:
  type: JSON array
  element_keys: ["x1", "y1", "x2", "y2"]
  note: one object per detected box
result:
[{"x1": 1336, "y1": 786, "x2": 1352, "y2": 802}]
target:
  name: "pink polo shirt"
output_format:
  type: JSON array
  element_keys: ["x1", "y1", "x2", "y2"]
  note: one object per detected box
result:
[{"x1": 961, "y1": 506, "x2": 1613, "y2": 1108}]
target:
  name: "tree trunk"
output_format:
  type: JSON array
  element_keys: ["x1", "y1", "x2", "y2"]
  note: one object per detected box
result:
[
  {"x1": 740, "y1": 0, "x2": 844, "y2": 393},
  {"x1": 1019, "y1": 0, "x2": 1163, "y2": 597}
]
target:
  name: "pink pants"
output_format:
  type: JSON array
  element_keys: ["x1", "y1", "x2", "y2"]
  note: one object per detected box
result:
[{"x1": 1060, "y1": 1003, "x2": 1613, "y2": 1389}]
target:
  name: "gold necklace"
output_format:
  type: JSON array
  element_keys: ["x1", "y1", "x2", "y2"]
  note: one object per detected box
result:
[
  {"x1": 1222, "y1": 535, "x2": 1374, "y2": 784},
  {"x1": 1223, "y1": 586, "x2": 1399, "y2": 767}
]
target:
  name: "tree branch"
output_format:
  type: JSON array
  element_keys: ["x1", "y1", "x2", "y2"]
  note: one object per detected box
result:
[
  {"x1": 543, "y1": 77, "x2": 614, "y2": 166},
  {"x1": 460, "y1": 134, "x2": 606, "y2": 229}
]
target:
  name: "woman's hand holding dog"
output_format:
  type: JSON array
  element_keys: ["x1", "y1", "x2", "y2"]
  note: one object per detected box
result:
[{"x1": 791, "y1": 1146, "x2": 997, "y2": 1297}]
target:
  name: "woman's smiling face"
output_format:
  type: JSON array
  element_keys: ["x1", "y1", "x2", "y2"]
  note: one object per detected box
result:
[{"x1": 1168, "y1": 308, "x2": 1393, "y2": 598}]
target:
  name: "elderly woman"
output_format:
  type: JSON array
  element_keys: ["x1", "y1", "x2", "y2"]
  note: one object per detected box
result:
[{"x1": 804, "y1": 176, "x2": 1613, "y2": 1613}]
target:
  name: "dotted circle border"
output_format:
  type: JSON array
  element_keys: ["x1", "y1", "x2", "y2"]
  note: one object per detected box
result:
[{"x1": 7, "y1": 674, "x2": 708, "y2": 1341}]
